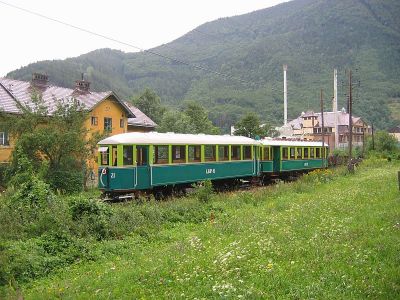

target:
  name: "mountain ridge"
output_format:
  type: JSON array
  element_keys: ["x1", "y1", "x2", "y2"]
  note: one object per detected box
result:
[{"x1": 7, "y1": 0, "x2": 400, "y2": 130}]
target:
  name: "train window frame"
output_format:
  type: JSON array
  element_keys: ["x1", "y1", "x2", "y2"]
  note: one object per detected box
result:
[
  {"x1": 316, "y1": 147, "x2": 321, "y2": 158},
  {"x1": 290, "y1": 147, "x2": 295, "y2": 160},
  {"x1": 123, "y1": 145, "x2": 134, "y2": 166},
  {"x1": 204, "y1": 145, "x2": 216, "y2": 162},
  {"x1": 282, "y1": 147, "x2": 289, "y2": 160},
  {"x1": 263, "y1": 146, "x2": 271, "y2": 160},
  {"x1": 188, "y1": 145, "x2": 201, "y2": 163},
  {"x1": 136, "y1": 145, "x2": 148, "y2": 166},
  {"x1": 231, "y1": 145, "x2": 240, "y2": 160},
  {"x1": 112, "y1": 145, "x2": 118, "y2": 166},
  {"x1": 99, "y1": 146, "x2": 109, "y2": 166},
  {"x1": 172, "y1": 145, "x2": 186, "y2": 163},
  {"x1": 154, "y1": 145, "x2": 169, "y2": 165},
  {"x1": 218, "y1": 145, "x2": 229, "y2": 161},
  {"x1": 243, "y1": 145, "x2": 252, "y2": 160},
  {"x1": 296, "y1": 147, "x2": 303, "y2": 159},
  {"x1": 304, "y1": 147, "x2": 309, "y2": 159},
  {"x1": 310, "y1": 147, "x2": 315, "y2": 158}
]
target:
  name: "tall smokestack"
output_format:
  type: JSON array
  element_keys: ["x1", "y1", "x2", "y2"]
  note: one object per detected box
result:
[
  {"x1": 333, "y1": 68, "x2": 339, "y2": 149},
  {"x1": 283, "y1": 64, "x2": 288, "y2": 125}
]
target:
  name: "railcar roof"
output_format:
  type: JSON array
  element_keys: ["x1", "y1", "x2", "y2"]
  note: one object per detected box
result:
[
  {"x1": 98, "y1": 132, "x2": 259, "y2": 146},
  {"x1": 261, "y1": 138, "x2": 329, "y2": 147}
]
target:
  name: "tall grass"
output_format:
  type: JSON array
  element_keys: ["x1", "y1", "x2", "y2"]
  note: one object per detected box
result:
[{"x1": 1, "y1": 160, "x2": 399, "y2": 299}]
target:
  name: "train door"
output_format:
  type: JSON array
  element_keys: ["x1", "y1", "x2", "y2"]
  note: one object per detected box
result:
[
  {"x1": 273, "y1": 146, "x2": 281, "y2": 173},
  {"x1": 136, "y1": 145, "x2": 151, "y2": 189}
]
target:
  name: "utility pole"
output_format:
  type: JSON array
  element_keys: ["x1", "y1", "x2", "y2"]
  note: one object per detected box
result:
[
  {"x1": 348, "y1": 70, "x2": 353, "y2": 161},
  {"x1": 333, "y1": 68, "x2": 339, "y2": 149},
  {"x1": 372, "y1": 123, "x2": 375, "y2": 150},
  {"x1": 320, "y1": 89, "x2": 325, "y2": 168},
  {"x1": 283, "y1": 65, "x2": 288, "y2": 125}
]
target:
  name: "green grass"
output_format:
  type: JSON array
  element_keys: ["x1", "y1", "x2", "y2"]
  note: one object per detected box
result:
[{"x1": 3, "y1": 160, "x2": 400, "y2": 299}]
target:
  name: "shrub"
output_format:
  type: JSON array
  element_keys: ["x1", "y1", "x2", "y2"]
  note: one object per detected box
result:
[
  {"x1": 0, "y1": 233, "x2": 91, "y2": 285},
  {"x1": 10, "y1": 176, "x2": 53, "y2": 208},
  {"x1": 193, "y1": 180, "x2": 214, "y2": 203},
  {"x1": 46, "y1": 168, "x2": 84, "y2": 194},
  {"x1": 69, "y1": 196, "x2": 113, "y2": 240}
]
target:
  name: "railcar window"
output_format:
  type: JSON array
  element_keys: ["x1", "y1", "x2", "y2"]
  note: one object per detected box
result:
[
  {"x1": 100, "y1": 147, "x2": 109, "y2": 165},
  {"x1": 316, "y1": 148, "x2": 321, "y2": 158},
  {"x1": 154, "y1": 145, "x2": 169, "y2": 164},
  {"x1": 123, "y1": 145, "x2": 133, "y2": 165},
  {"x1": 243, "y1": 146, "x2": 252, "y2": 160},
  {"x1": 172, "y1": 145, "x2": 186, "y2": 163},
  {"x1": 263, "y1": 147, "x2": 271, "y2": 160},
  {"x1": 218, "y1": 145, "x2": 229, "y2": 161},
  {"x1": 188, "y1": 145, "x2": 201, "y2": 162},
  {"x1": 137, "y1": 146, "x2": 148, "y2": 166},
  {"x1": 304, "y1": 147, "x2": 309, "y2": 158},
  {"x1": 296, "y1": 147, "x2": 302, "y2": 159},
  {"x1": 231, "y1": 146, "x2": 240, "y2": 160},
  {"x1": 290, "y1": 147, "x2": 295, "y2": 159},
  {"x1": 112, "y1": 146, "x2": 118, "y2": 166},
  {"x1": 205, "y1": 145, "x2": 216, "y2": 161},
  {"x1": 282, "y1": 147, "x2": 289, "y2": 160},
  {"x1": 310, "y1": 147, "x2": 315, "y2": 158}
]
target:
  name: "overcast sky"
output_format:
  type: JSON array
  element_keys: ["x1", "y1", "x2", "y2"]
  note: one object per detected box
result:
[{"x1": 0, "y1": 0, "x2": 289, "y2": 77}]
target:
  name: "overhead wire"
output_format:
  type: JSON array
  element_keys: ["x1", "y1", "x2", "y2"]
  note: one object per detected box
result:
[{"x1": 0, "y1": 0, "x2": 282, "y2": 90}]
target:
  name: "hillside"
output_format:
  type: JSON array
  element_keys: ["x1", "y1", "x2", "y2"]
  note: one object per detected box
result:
[
  {"x1": 7, "y1": 0, "x2": 400, "y2": 131},
  {"x1": 1, "y1": 161, "x2": 399, "y2": 298}
]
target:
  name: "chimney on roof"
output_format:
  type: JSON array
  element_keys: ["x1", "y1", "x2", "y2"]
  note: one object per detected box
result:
[
  {"x1": 75, "y1": 80, "x2": 91, "y2": 93},
  {"x1": 31, "y1": 72, "x2": 49, "y2": 88}
]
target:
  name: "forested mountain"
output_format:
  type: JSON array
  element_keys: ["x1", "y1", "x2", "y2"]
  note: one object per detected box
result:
[{"x1": 7, "y1": 0, "x2": 400, "y2": 131}]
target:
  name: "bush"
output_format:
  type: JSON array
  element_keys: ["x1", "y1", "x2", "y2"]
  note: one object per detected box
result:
[
  {"x1": 10, "y1": 176, "x2": 53, "y2": 208},
  {"x1": 193, "y1": 180, "x2": 214, "y2": 203},
  {"x1": 69, "y1": 196, "x2": 113, "y2": 240},
  {"x1": 46, "y1": 168, "x2": 84, "y2": 194},
  {"x1": 0, "y1": 233, "x2": 91, "y2": 285}
]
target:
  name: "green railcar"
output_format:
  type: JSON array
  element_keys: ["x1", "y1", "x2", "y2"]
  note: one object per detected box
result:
[
  {"x1": 259, "y1": 139, "x2": 329, "y2": 175},
  {"x1": 97, "y1": 132, "x2": 260, "y2": 195}
]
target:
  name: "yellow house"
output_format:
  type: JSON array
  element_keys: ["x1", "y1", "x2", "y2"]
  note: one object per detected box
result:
[{"x1": 0, "y1": 74, "x2": 156, "y2": 181}]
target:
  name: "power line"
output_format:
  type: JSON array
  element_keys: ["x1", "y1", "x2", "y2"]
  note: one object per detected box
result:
[{"x1": 0, "y1": 0, "x2": 270, "y2": 88}]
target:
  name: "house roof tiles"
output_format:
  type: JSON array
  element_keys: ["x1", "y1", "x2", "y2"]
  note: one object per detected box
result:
[{"x1": 0, "y1": 77, "x2": 156, "y2": 129}]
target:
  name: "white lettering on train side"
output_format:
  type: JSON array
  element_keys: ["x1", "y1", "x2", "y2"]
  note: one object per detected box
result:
[{"x1": 205, "y1": 168, "x2": 216, "y2": 174}]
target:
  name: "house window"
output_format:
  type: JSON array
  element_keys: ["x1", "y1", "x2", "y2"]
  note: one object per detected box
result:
[
  {"x1": 104, "y1": 117, "x2": 112, "y2": 132},
  {"x1": 120, "y1": 119, "x2": 124, "y2": 128},
  {"x1": 0, "y1": 132, "x2": 9, "y2": 146},
  {"x1": 91, "y1": 116, "x2": 98, "y2": 126}
]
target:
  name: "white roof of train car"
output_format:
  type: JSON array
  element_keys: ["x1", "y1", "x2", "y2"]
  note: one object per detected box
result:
[
  {"x1": 260, "y1": 138, "x2": 329, "y2": 147},
  {"x1": 98, "y1": 132, "x2": 259, "y2": 146}
]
